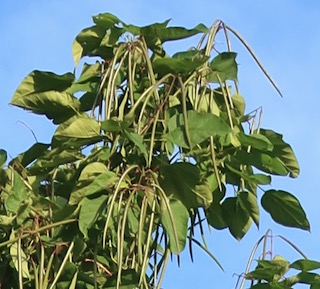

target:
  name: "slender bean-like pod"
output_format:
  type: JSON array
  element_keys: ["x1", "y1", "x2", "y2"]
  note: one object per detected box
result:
[
  {"x1": 103, "y1": 165, "x2": 138, "y2": 248},
  {"x1": 225, "y1": 25, "x2": 283, "y2": 97},
  {"x1": 48, "y1": 242, "x2": 74, "y2": 289}
]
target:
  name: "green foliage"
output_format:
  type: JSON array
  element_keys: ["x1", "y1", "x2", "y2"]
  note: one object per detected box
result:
[
  {"x1": 238, "y1": 232, "x2": 320, "y2": 289},
  {"x1": 0, "y1": 12, "x2": 308, "y2": 289}
]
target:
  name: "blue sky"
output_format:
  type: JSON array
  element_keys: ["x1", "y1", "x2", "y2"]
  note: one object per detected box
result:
[{"x1": 1, "y1": 1, "x2": 320, "y2": 288}]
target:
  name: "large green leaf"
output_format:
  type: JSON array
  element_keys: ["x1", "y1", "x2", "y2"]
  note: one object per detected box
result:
[
  {"x1": 238, "y1": 132, "x2": 274, "y2": 151},
  {"x1": 93, "y1": 12, "x2": 208, "y2": 46},
  {"x1": 78, "y1": 162, "x2": 109, "y2": 182},
  {"x1": 238, "y1": 191, "x2": 259, "y2": 228},
  {"x1": 77, "y1": 62, "x2": 101, "y2": 84},
  {"x1": 206, "y1": 202, "x2": 228, "y2": 230},
  {"x1": 235, "y1": 150, "x2": 288, "y2": 176},
  {"x1": 104, "y1": 269, "x2": 140, "y2": 289},
  {"x1": 153, "y1": 51, "x2": 208, "y2": 75},
  {"x1": 123, "y1": 130, "x2": 148, "y2": 161},
  {"x1": 5, "y1": 171, "x2": 30, "y2": 214},
  {"x1": 261, "y1": 190, "x2": 310, "y2": 231},
  {"x1": 10, "y1": 240, "x2": 30, "y2": 279},
  {"x1": 225, "y1": 163, "x2": 271, "y2": 187},
  {"x1": 0, "y1": 149, "x2": 7, "y2": 167},
  {"x1": 140, "y1": 21, "x2": 208, "y2": 47},
  {"x1": 70, "y1": 170, "x2": 118, "y2": 205},
  {"x1": 9, "y1": 143, "x2": 50, "y2": 168},
  {"x1": 52, "y1": 115, "x2": 103, "y2": 148},
  {"x1": 222, "y1": 197, "x2": 252, "y2": 240},
  {"x1": 79, "y1": 194, "x2": 108, "y2": 238},
  {"x1": 10, "y1": 71, "x2": 79, "y2": 124},
  {"x1": 290, "y1": 259, "x2": 320, "y2": 271},
  {"x1": 209, "y1": 52, "x2": 238, "y2": 82},
  {"x1": 165, "y1": 111, "x2": 231, "y2": 148},
  {"x1": 259, "y1": 129, "x2": 300, "y2": 178},
  {"x1": 72, "y1": 25, "x2": 108, "y2": 67},
  {"x1": 161, "y1": 198, "x2": 189, "y2": 254},
  {"x1": 246, "y1": 257, "x2": 290, "y2": 283},
  {"x1": 30, "y1": 147, "x2": 83, "y2": 173},
  {"x1": 160, "y1": 162, "x2": 212, "y2": 208}
]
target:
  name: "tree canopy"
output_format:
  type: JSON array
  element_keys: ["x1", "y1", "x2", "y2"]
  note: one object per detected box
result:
[{"x1": 0, "y1": 11, "x2": 316, "y2": 289}]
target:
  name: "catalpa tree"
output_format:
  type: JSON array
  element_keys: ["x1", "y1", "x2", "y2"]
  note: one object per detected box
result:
[{"x1": 0, "y1": 12, "x2": 315, "y2": 289}]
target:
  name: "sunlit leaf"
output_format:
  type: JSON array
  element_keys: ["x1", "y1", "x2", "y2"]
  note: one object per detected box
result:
[
  {"x1": 9, "y1": 143, "x2": 50, "y2": 168},
  {"x1": 30, "y1": 147, "x2": 84, "y2": 173},
  {"x1": 123, "y1": 130, "x2": 148, "y2": 160},
  {"x1": 259, "y1": 129, "x2": 300, "y2": 178},
  {"x1": 79, "y1": 194, "x2": 108, "y2": 238},
  {"x1": 137, "y1": 21, "x2": 208, "y2": 47},
  {"x1": 70, "y1": 170, "x2": 118, "y2": 205},
  {"x1": 261, "y1": 190, "x2": 310, "y2": 231},
  {"x1": 10, "y1": 240, "x2": 30, "y2": 279},
  {"x1": 246, "y1": 257, "x2": 290, "y2": 283},
  {"x1": 77, "y1": 62, "x2": 101, "y2": 83},
  {"x1": 53, "y1": 115, "x2": 103, "y2": 148},
  {"x1": 238, "y1": 191, "x2": 259, "y2": 228},
  {"x1": 10, "y1": 70, "x2": 79, "y2": 124},
  {"x1": 165, "y1": 111, "x2": 231, "y2": 148},
  {"x1": 153, "y1": 51, "x2": 208, "y2": 75},
  {"x1": 236, "y1": 150, "x2": 288, "y2": 176},
  {"x1": 72, "y1": 25, "x2": 108, "y2": 67}
]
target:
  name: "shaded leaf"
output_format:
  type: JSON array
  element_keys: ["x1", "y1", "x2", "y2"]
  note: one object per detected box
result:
[
  {"x1": 209, "y1": 52, "x2": 238, "y2": 82},
  {"x1": 5, "y1": 171, "x2": 29, "y2": 214},
  {"x1": 225, "y1": 163, "x2": 271, "y2": 186},
  {"x1": 104, "y1": 269, "x2": 139, "y2": 289},
  {"x1": 290, "y1": 259, "x2": 320, "y2": 271},
  {"x1": 161, "y1": 198, "x2": 189, "y2": 254},
  {"x1": 222, "y1": 197, "x2": 252, "y2": 240},
  {"x1": 206, "y1": 202, "x2": 228, "y2": 230},
  {"x1": 261, "y1": 190, "x2": 310, "y2": 231},
  {"x1": 0, "y1": 149, "x2": 7, "y2": 167},
  {"x1": 123, "y1": 130, "x2": 148, "y2": 160},
  {"x1": 296, "y1": 272, "x2": 320, "y2": 285},
  {"x1": 160, "y1": 162, "x2": 212, "y2": 208}
]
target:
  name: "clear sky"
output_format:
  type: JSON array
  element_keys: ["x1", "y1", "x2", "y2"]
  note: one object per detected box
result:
[{"x1": 1, "y1": 1, "x2": 320, "y2": 288}]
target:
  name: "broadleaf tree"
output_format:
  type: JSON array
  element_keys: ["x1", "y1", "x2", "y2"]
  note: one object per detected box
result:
[{"x1": 0, "y1": 11, "x2": 314, "y2": 289}]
